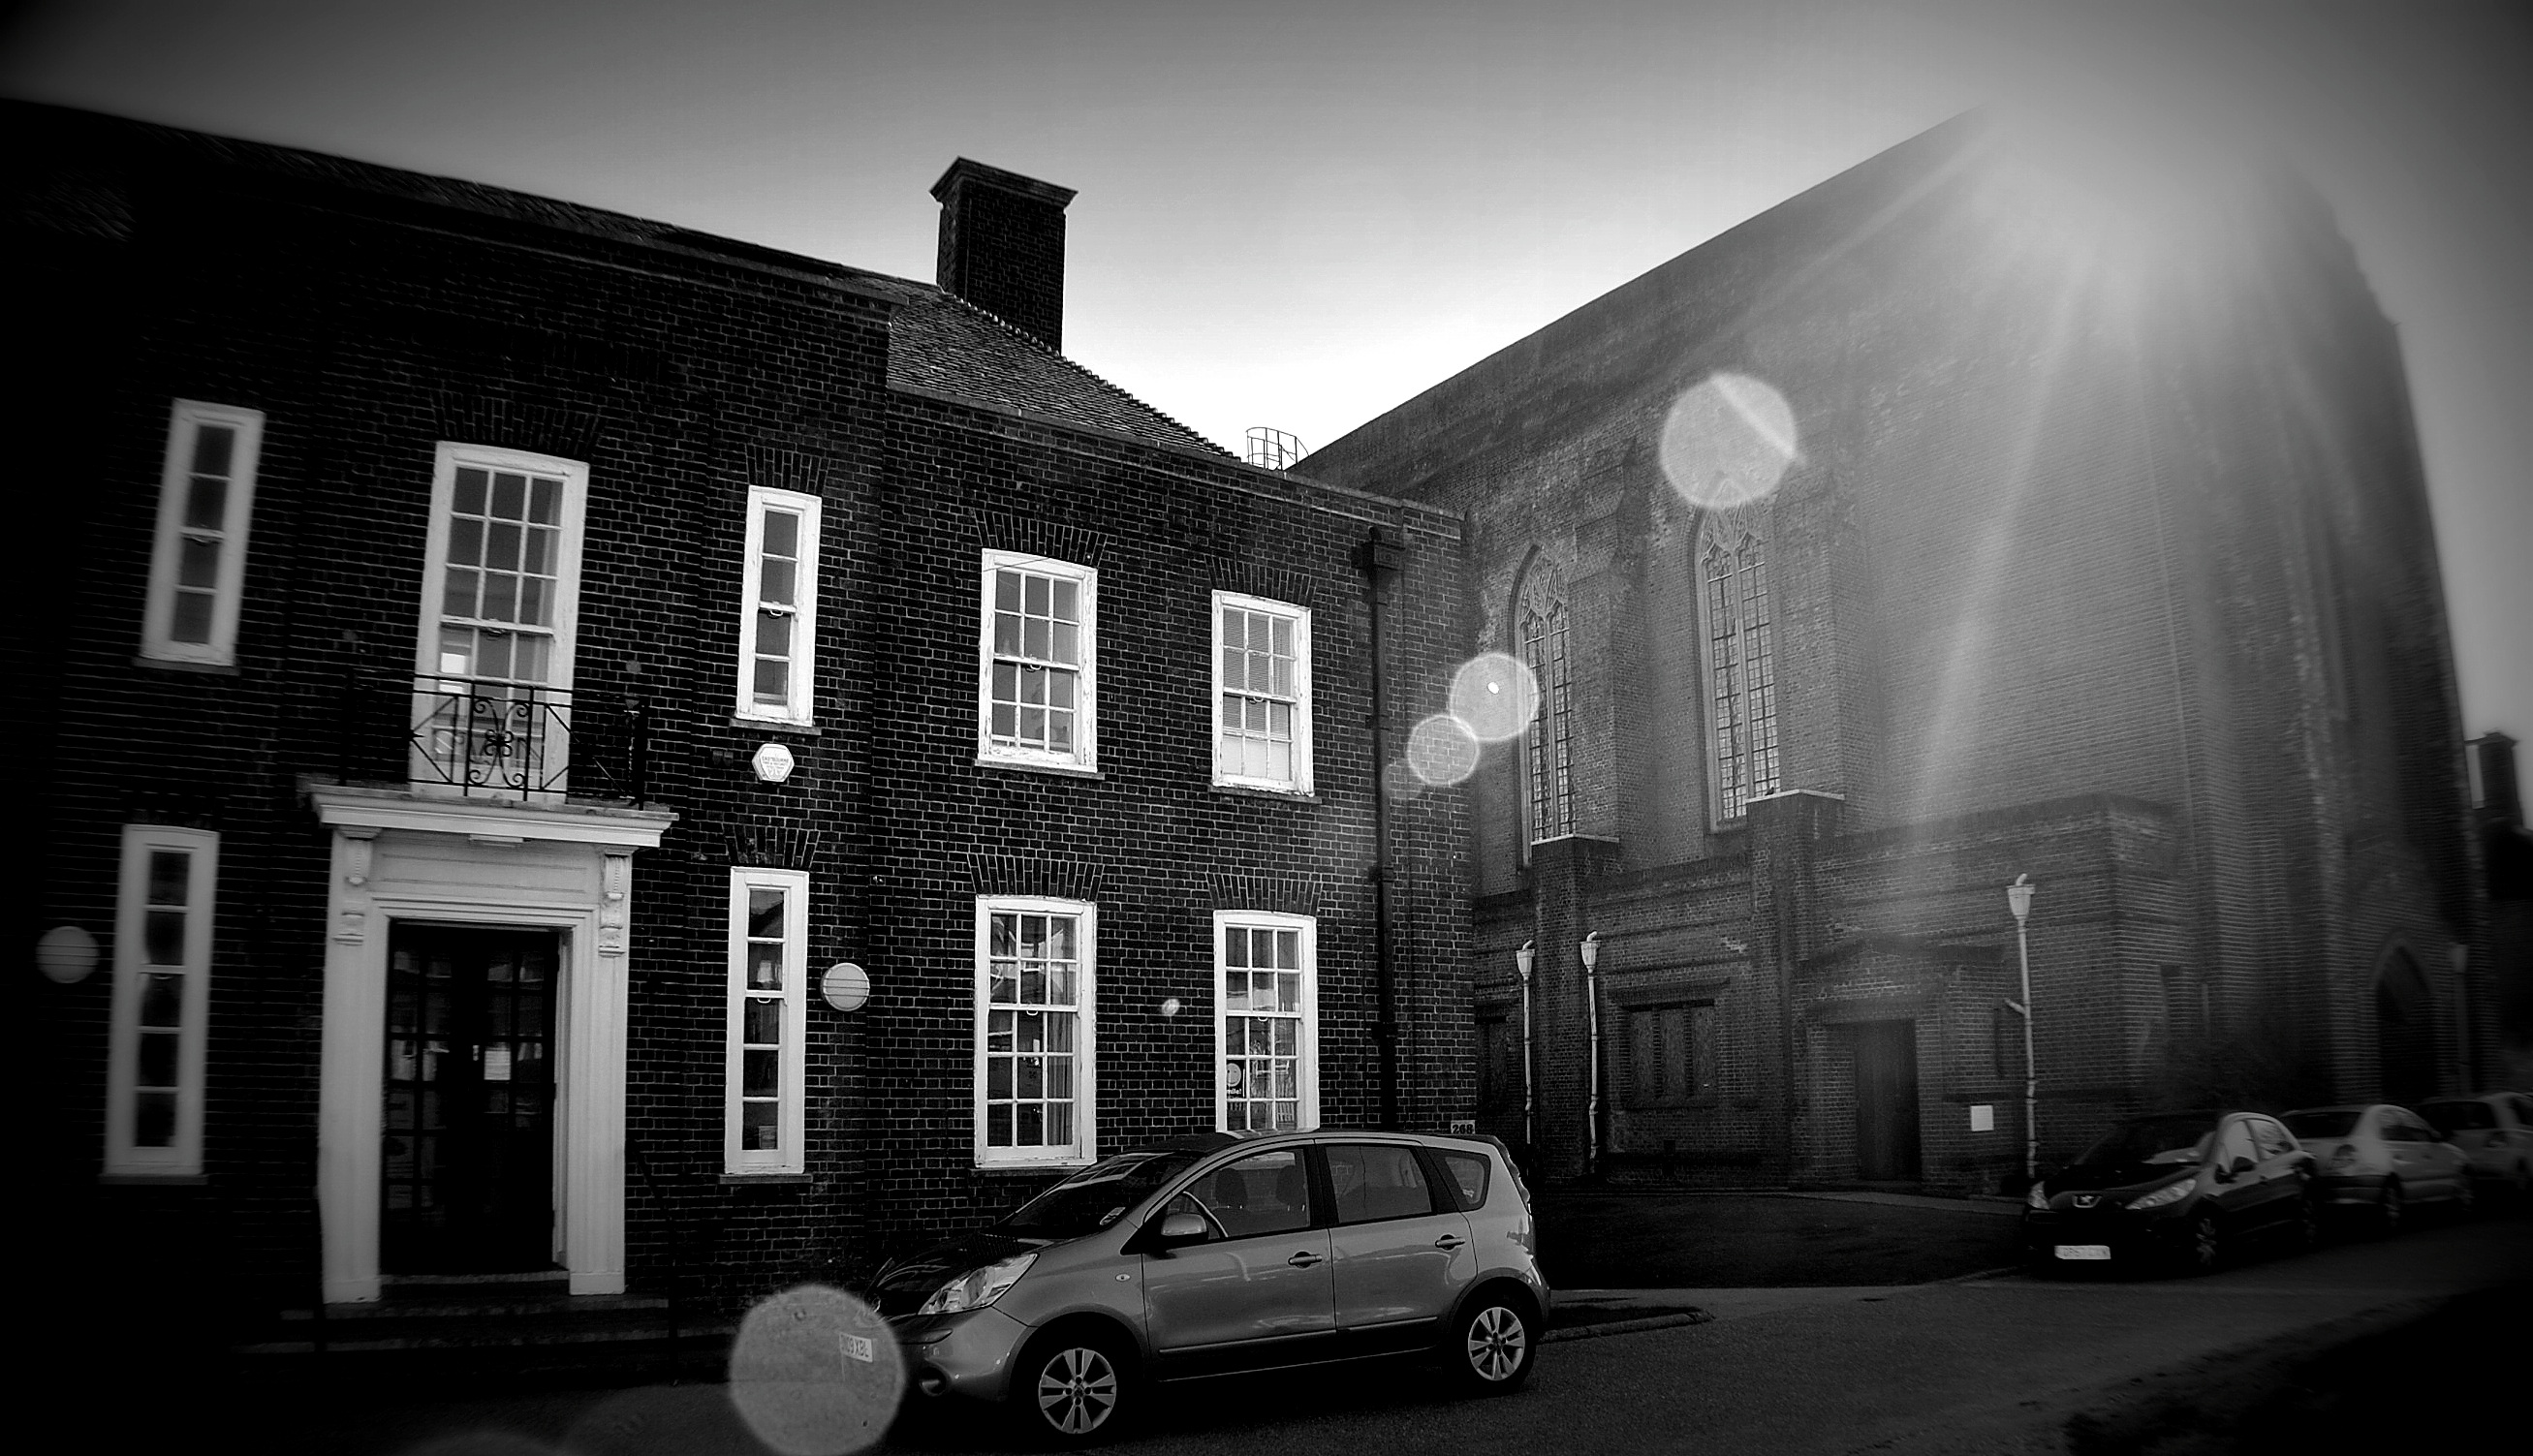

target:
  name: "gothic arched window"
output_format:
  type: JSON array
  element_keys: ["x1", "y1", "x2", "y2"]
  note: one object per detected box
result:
[
  {"x1": 1703, "y1": 528, "x2": 1778, "y2": 821},
  {"x1": 1517, "y1": 562, "x2": 1576, "y2": 847}
]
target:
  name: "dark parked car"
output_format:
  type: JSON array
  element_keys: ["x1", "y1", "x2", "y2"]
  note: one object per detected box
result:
[
  {"x1": 872, "y1": 1129, "x2": 1548, "y2": 1444},
  {"x1": 2021, "y1": 1109, "x2": 2319, "y2": 1274}
]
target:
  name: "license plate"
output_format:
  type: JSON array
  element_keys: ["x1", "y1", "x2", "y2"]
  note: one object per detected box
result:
[{"x1": 2054, "y1": 1244, "x2": 2112, "y2": 1260}]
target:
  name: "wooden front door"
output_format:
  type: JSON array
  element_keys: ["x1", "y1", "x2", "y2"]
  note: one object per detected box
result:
[
  {"x1": 382, "y1": 924, "x2": 559, "y2": 1273},
  {"x1": 1853, "y1": 1019, "x2": 1923, "y2": 1182}
]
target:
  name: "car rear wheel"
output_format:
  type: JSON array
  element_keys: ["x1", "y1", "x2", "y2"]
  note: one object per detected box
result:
[
  {"x1": 2290, "y1": 1193, "x2": 2322, "y2": 1253},
  {"x1": 1013, "y1": 1331, "x2": 1130, "y2": 1447},
  {"x1": 2375, "y1": 1180, "x2": 2404, "y2": 1236},
  {"x1": 1447, "y1": 1293, "x2": 1537, "y2": 1393}
]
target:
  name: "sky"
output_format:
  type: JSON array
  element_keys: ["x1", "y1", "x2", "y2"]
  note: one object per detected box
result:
[{"x1": 5, "y1": 0, "x2": 2525, "y2": 746}]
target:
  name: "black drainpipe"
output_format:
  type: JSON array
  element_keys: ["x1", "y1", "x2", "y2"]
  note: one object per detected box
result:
[{"x1": 1352, "y1": 526, "x2": 1405, "y2": 1130}]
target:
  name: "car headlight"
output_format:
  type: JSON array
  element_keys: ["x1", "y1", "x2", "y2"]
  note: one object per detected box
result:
[
  {"x1": 917, "y1": 1252, "x2": 1038, "y2": 1316},
  {"x1": 2025, "y1": 1184, "x2": 2049, "y2": 1210},
  {"x1": 2127, "y1": 1176, "x2": 2198, "y2": 1209}
]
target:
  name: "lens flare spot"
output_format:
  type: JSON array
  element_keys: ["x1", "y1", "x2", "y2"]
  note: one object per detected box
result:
[
  {"x1": 1405, "y1": 714, "x2": 1481, "y2": 787},
  {"x1": 1383, "y1": 759, "x2": 1427, "y2": 802},
  {"x1": 728, "y1": 1285, "x2": 903, "y2": 1456},
  {"x1": 1659, "y1": 372, "x2": 1799, "y2": 510},
  {"x1": 1160, "y1": 997, "x2": 1181, "y2": 1018},
  {"x1": 1448, "y1": 653, "x2": 1539, "y2": 743}
]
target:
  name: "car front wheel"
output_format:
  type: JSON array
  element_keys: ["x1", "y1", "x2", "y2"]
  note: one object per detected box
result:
[
  {"x1": 2184, "y1": 1212, "x2": 2223, "y2": 1275},
  {"x1": 1449, "y1": 1294, "x2": 1537, "y2": 1393},
  {"x1": 2451, "y1": 1173, "x2": 2476, "y2": 1218},
  {"x1": 1015, "y1": 1332, "x2": 1129, "y2": 1446}
]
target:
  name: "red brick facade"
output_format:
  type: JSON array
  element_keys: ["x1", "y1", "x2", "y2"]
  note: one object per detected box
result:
[{"x1": 16, "y1": 103, "x2": 1468, "y2": 1330}]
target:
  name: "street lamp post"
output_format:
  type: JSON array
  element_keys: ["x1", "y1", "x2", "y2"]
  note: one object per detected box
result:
[
  {"x1": 2006, "y1": 875, "x2": 2037, "y2": 1184},
  {"x1": 1515, "y1": 942, "x2": 1537, "y2": 1153},
  {"x1": 1580, "y1": 932, "x2": 1603, "y2": 1177}
]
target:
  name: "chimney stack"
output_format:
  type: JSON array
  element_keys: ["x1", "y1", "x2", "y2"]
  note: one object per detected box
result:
[
  {"x1": 2472, "y1": 732, "x2": 2522, "y2": 827},
  {"x1": 931, "y1": 158, "x2": 1077, "y2": 353}
]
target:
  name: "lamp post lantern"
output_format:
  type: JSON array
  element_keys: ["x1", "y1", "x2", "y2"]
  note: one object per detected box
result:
[
  {"x1": 1514, "y1": 942, "x2": 1536, "y2": 1152},
  {"x1": 2006, "y1": 875, "x2": 2037, "y2": 1183},
  {"x1": 1580, "y1": 931, "x2": 1603, "y2": 1176}
]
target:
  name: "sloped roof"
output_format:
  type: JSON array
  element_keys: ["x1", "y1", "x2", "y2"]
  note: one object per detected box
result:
[
  {"x1": 11, "y1": 101, "x2": 1232, "y2": 461},
  {"x1": 884, "y1": 284, "x2": 1230, "y2": 457}
]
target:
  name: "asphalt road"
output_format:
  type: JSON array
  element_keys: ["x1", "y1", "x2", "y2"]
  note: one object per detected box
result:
[{"x1": 249, "y1": 1213, "x2": 2530, "y2": 1456}]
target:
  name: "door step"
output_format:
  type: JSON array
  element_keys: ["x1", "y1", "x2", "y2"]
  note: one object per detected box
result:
[{"x1": 234, "y1": 1286, "x2": 735, "y2": 1372}]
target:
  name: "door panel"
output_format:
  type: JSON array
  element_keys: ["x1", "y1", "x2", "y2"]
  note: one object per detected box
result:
[
  {"x1": 1322, "y1": 1144, "x2": 1475, "y2": 1351},
  {"x1": 1854, "y1": 1021, "x2": 1922, "y2": 1181},
  {"x1": 1142, "y1": 1148, "x2": 1333, "y2": 1373},
  {"x1": 383, "y1": 924, "x2": 559, "y2": 1274}
]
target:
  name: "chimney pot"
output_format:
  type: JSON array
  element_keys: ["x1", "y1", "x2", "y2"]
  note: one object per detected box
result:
[{"x1": 930, "y1": 158, "x2": 1078, "y2": 353}]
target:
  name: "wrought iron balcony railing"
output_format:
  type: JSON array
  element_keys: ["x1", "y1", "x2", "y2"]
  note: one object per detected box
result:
[{"x1": 333, "y1": 673, "x2": 650, "y2": 807}]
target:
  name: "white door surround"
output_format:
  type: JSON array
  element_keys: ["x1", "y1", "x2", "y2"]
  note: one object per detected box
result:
[{"x1": 310, "y1": 785, "x2": 673, "y2": 1303}]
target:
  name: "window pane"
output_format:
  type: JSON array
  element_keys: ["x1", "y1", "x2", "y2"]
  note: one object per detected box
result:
[
  {"x1": 995, "y1": 570, "x2": 1021, "y2": 611},
  {"x1": 748, "y1": 945, "x2": 783, "y2": 989},
  {"x1": 184, "y1": 474, "x2": 229, "y2": 531},
  {"x1": 1024, "y1": 573, "x2": 1048, "y2": 616},
  {"x1": 453, "y1": 468, "x2": 488, "y2": 515},
  {"x1": 147, "y1": 852, "x2": 190, "y2": 907},
  {"x1": 191, "y1": 423, "x2": 235, "y2": 478},
  {"x1": 743, "y1": 1049, "x2": 779, "y2": 1098},
  {"x1": 742, "y1": 1100, "x2": 779, "y2": 1150},
  {"x1": 178, "y1": 537, "x2": 220, "y2": 589},
  {"x1": 171, "y1": 592, "x2": 213, "y2": 644},
  {"x1": 744, "y1": 999, "x2": 781, "y2": 1045},
  {"x1": 144, "y1": 910, "x2": 186, "y2": 967},
  {"x1": 760, "y1": 558, "x2": 796, "y2": 607},
  {"x1": 529, "y1": 476, "x2": 560, "y2": 525},
  {"x1": 140, "y1": 973, "x2": 183, "y2": 1028},
  {"x1": 490, "y1": 472, "x2": 526, "y2": 521},
  {"x1": 485, "y1": 520, "x2": 523, "y2": 573},
  {"x1": 139, "y1": 1029, "x2": 179, "y2": 1088},
  {"x1": 520, "y1": 525, "x2": 555, "y2": 575},
  {"x1": 762, "y1": 509, "x2": 799, "y2": 559},
  {"x1": 748, "y1": 888, "x2": 785, "y2": 939},
  {"x1": 1050, "y1": 577, "x2": 1077, "y2": 620},
  {"x1": 134, "y1": 1091, "x2": 177, "y2": 1148}
]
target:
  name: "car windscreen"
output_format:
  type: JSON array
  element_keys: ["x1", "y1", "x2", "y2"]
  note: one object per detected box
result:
[
  {"x1": 2283, "y1": 1110, "x2": 2363, "y2": 1139},
  {"x1": 2072, "y1": 1116, "x2": 2219, "y2": 1167},
  {"x1": 997, "y1": 1150, "x2": 1204, "y2": 1238},
  {"x1": 2420, "y1": 1101, "x2": 2495, "y2": 1132}
]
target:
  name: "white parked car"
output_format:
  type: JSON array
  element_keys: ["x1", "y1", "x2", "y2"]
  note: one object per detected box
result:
[
  {"x1": 2279, "y1": 1103, "x2": 2474, "y2": 1232},
  {"x1": 2417, "y1": 1092, "x2": 2533, "y2": 1202}
]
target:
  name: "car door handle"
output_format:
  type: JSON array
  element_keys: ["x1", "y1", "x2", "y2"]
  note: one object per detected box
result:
[
  {"x1": 1288, "y1": 1251, "x2": 1324, "y2": 1268},
  {"x1": 1434, "y1": 1235, "x2": 1465, "y2": 1251}
]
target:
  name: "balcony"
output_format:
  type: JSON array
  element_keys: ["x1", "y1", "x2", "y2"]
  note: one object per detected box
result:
[{"x1": 331, "y1": 673, "x2": 651, "y2": 808}]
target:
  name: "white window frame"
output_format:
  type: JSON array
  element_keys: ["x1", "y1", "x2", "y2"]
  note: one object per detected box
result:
[
  {"x1": 733, "y1": 486, "x2": 823, "y2": 726},
  {"x1": 977, "y1": 549, "x2": 1099, "y2": 773},
  {"x1": 1210, "y1": 591, "x2": 1314, "y2": 793},
  {"x1": 1214, "y1": 910, "x2": 1319, "y2": 1133},
  {"x1": 411, "y1": 444, "x2": 591, "y2": 797},
  {"x1": 141, "y1": 400, "x2": 264, "y2": 666},
  {"x1": 725, "y1": 867, "x2": 810, "y2": 1175},
  {"x1": 106, "y1": 824, "x2": 219, "y2": 1177},
  {"x1": 973, "y1": 895, "x2": 1098, "y2": 1168}
]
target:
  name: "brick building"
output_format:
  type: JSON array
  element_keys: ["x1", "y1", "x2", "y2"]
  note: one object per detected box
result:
[
  {"x1": 1299, "y1": 113, "x2": 2488, "y2": 1193},
  {"x1": 15, "y1": 102, "x2": 1469, "y2": 1345}
]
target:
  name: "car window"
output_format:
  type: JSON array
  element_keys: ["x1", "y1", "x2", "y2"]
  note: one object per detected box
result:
[
  {"x1": 2250, "y1": 1119, "x2": 2295, "y2": 1160},
  {"x1": 1435, "y1": 1150, "x2": 1491, "y2": 1211},
  {"x1": 2213, "y1": 1121, "x2": 2257, "y2": 1167},
  {"x1": 1325, "y1": 1144, "x2": 1439, "y2": 1224},
  {"x1": 2513, "y1": 1096, "x2": 2533, "y2": 1128},
  {"x1": 2422, "y1": 1101, "x2": 2495, "y2": 1133},
  {"x1": 2283, "y1": 1110, "x2": 2360, "y2": 1139},
  {"x1": 1172, "y1": 1149, "x2": 1312, "y2": 1241}
]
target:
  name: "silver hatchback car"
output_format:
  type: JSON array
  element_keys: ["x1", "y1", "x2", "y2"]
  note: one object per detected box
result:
[{"x1": 874, "y1": 1129, "x2": 1548, "y2": 1445}]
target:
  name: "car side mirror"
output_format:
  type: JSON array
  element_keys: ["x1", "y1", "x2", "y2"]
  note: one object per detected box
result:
[{"x1": 1158, "y1": 1211, "x2": 1207, "y2": 1242}]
